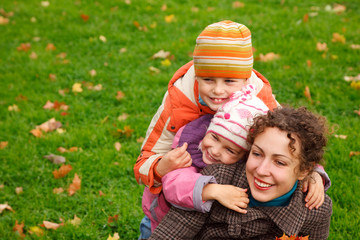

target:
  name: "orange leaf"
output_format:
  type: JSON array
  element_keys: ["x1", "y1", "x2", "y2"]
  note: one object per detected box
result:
[
  {"x1": 350, "y1": 151, "x2": 360, "y2": 158},
  {"x1": 17, "y1": 43, "x2": 31, "y2": 52},
  {"x1": 108, "y1": 214, "x2": 119, "y2": 223},
  {"x1": 13, "y1": 220, "x2": 25, "y2": 238},
  {"x1": 165, "y1": 14, "x2": 175, "y2": 23},
  {"x1": 116, "y1": 91, "x2": 125, "y2": 100},
  {"x1": 316, "y1": 42, "x2": 328, "y2": 52},
  {"x1": 49, "y1": 74, "x2": 56, "y2": 81},
  {"x1": 258, "y1": 52, "x2": 280, "y2": 62},
  {"x1": 56, "y1": 52, "x2": 67, "y2": 58},
  {"x1": 46, "y1": 43, "x2": 56, "y2": 51},
  {"x1": 99, "y1": 190, "x2": 105, "y2": 196},
  {"x1": 137, "y1": 137, "x2": 145, "y2": 143},
  {"x1": 232, "y1": 1, "x2": 245, "y2": 8},
  {"x1": 80, "y1": 14, "x2": 89, "y2": 22},
  {"x1": 42, "y1": 220, "x2": 63, "y2": 230},
  {"x1": 37, "y1": 118, "x2": 62, "y2": 132},
  {"x1": 333, "y1": 4, "x2": 346, "y2": 14},
  {"x1": 53, "y1": 164, "x2": 72, "y2": 178},
  {"x1": 30, "y1": 128, "x2": 43, "y2": 138},
  {"x1": 0, "y1": 141, "x2": 8, "y2": 149},
  {"x1": 304, "y1": 86, "x2": 313, "y2": 103},
  {"x1": 306, "y1": 59, "x2": 312, "y2": 68},
  {"x1": 68, "y1": 173, "x2": 81, "y2": 196},
  {"x1": 332, "y1": 32, "x2": 346, "y2": 43},
  {"x1": 303, "y1": 13, "x2": 309, "y2": 23},
  {"x1": 117, "y1": 125, "x2": 134, "y2": 137},
  {"x1": 161, "y1": 4, "x2": 167, "y2": 11}
]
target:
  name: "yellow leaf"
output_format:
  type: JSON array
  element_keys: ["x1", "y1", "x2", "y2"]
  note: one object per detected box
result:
[
  {"x1": 99, "y1": 35, "x2": 107, "y2": 42},
  {"x1": 41, "y1": 1, "x2": 50, "y2": 7},
  {"x1": 107, "y1": 232, "x2": 120, "y2": 240},
  {"x1": 304, "y1": 86, "x2": 313, "y2": 103},
  {"x1": 149, "y1": 66, "x2": 160, "y2": 74},
  {"x1": 161, "y1": 4, "x2": 167, "y2": 11},
  {"x1": 161, "y1": 59, "x2": 171, "y2": 66},
  {"x1": 165, "y1": 14, "x2": 175, "y2": 23},
  {"x1": 69, "y1": 215, "x2": 81, "y2": 226},
  {"x1": 137, "y1": 137, "x2": 145, "y2": 143},
  {"x1": 29, "y1": 226, "x2": 44, "y2": 236},
  {"x1": 120, "y1": 47, "x2": 127, "y2": 53},
  {"x1": 332, "y1": 32, "x2": 346, "y2": 44},
  {"x1": 191, "y1": 7, "x2": 199, "y2": 12},
  {"x1": 350, "y1": 81, "x2": 360, "y2": 90},
  {"x1": 72, "y1": 83, "x2": 83, "y2": 93},
  {"x1": 8, "y1": 104, "x2": 20, "y2": 112}
]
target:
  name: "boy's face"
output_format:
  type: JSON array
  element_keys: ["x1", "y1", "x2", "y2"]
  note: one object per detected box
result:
[
  {"x1": 197, "y1": 77, "x2": 247, "y2": 111},
  {"x1": 201, "y1": 132, "x2": 245, "y2": 165},
  {"x1": 246, "y1": 127, "x2": 308, "y2": 202}
]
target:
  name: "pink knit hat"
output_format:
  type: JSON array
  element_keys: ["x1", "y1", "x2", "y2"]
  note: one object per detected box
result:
[
  {"x1": 206, "y1": 85, "x2": 269, "y2": 150},
  {"x1": 193, "y1": 20, "x2": 253, "y2": 79}
]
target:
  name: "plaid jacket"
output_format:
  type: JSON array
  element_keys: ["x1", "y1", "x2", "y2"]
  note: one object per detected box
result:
[{"x1": 149, "y1": 162, "x2": 332, "y2": 240}]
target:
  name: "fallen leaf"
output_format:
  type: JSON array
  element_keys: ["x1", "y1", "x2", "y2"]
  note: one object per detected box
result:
[
  {"x1": 116, "y1": 91, "x2": 125, "y2": 100},
  {"x1": 161, "y1": 4, "x2": 167, "y2": 11},
  {"x1": 332, "y1": 32, "x2": 346, "y2": 43},
  {"x1": 30, "y1": 128, "x2": 43, "y2": 137},
  {"x1": 304, "y1": 86, "x2": 313, "y2": 103},
  {"x1": 43, "y1": 100, "x2": 54, "y2": 110},
  {"x1": 117, "y1": 125, "x2": 134, "y2": 137},
  {"x1": 350, "y1": 44, "x2": 360, "y2": 50},
  {"x1": 350, "y1": 151, "x2": 360, "y2": 157},
  {"x1": 28, "y1": 226, "x2": 44, "y2": 236},
  {"x1": 72, "y1": 83, "x2": 83, "y2": 93},
  {"x1": 1, "y1": 141, "x2": 8, "y2": 149},
  {"x1": 101, "y1": 115, "x2": 109, "y2": 124},
  {"x1": 44, "y1": 154, "x2": 66, "y2": 164},
  {"x1": 88, "y1": 84, "x2": 102, "y2": 91},
  {"x1": 149, "y1": 66, "x2": 160, "y2": 74},
  {"x1": 41, "y1": 1, "x2": 50, "y2": 7},
  {"x1": 151, "y1": 50, "x2": 170, "y2": 59},
  {"x1": 258, "y1": 52, "x2": 280, "y2": 62},
  {"x1": 49, "y1": 74, "x2": 56, "y2": 81},
  {"x1": 117, "y1": 113, "x2": 129, "y2": 121},
  {"x1": 165, "y1": 14, "x2": 175, "y2": 23},
  {"x1": 53, "y1": 187, "x2": 64, "y2": 194},
  {"x1": 303, "y1": 13, "x2": 309, "y2": 23},
  {"x1": 99, "y1": 190, "x2": 105, "y2": 196},
  {"x1": 37, "y1": 118, "x2": 62, "y2": 132},
  {"x1": 89, "y1": 69, "x2": 97, "y2": 76},
  {"x1": 137, "y1": 137, "x2": 145, "y2": 143},
  {"x1": 344, "y1": 74, "x2": 360, "y2": 82},
  {"x1": 59, "y1": 88, "x2": 69, "y2": 96},
  {"x1": 15, "y1": 187, "x2": 23, "y2": 195},
  {"x1": 8, "y1": 104, "x2": 20, "y2": 112},
  {"x1": 13, "y1": 220, "x2": 25, "y2": 238},
  {"x1": 17, "y1": 43, "x2": 31, "y2": 52},
  {"x1": 0, "y1": 202, "x2": 15, "y2": 213},
  {"x1": 120, "y1": 48, "x2": 127, "y2": 53},
  {"x1": 15, "y1": 94, "x2": 28, "y2": 101},
  {"x1": 161, "y1": 59, "x2": 171, "y2": 66},
  {"x1": 0, "y1": 16, "x2": 9, "y2": 25},
  {"x1": 68, "y1": 173, "x2": 81, "y2": 196},
  {"x1": 42, "y1": 220, "x2": 63, "y2": 230},
  {"x1": 350, "y1": 81, "x2": 360, "y2": 90},
  {"x1": 56, "y1": 128, "x2": 66, "y2": 134},
  {"x1": 334, "y1": 134, "x2": 347, "y2": 139},
  {"x1": 46, "y1": 43, "x2": 56, "y2": 51},
  {"x1": 316, "y1": 42, "x2": 328, "y2": 52},
  {"x1": 80, "y1": 14, "x2": 89, "y2": 22},
  {"x1": 69, "y1": 215, "x2": 81, "y2": 226},
  {"x1": 107, "y1": 232, "x2": 120, "y2": 240},
  {"x1": 29, "y1": 51, "x2": 38, "y2": 59},
  {"x1": 99, "y1": 35, "x2": 107, "y2": 42},
  {"x1": 333, "y1": 4, "x2": 346, "y2": 14},
  {"x1": 354, "y1": 107, "x2": 360, "y2": 116},
  {"x1": 56, "y1": 52, "x2": 67, "y2": 58},
  {"x1": 114, "y1": 142, "x2": 122, "y2": 151},
  {"x1": 125, "y1": 0, "x2": 131, "y2": 4},
  {"x1": 191, "y1": 7, "x2": 199, "y2": 12},
  {"x1": 108, "y1": 214, "x2": 119, "y2": 223},
  {"x1": 232, "y1": 1, "x2": 245, "y2": 8},
  {"x1": 53, "y1": 164, "x2": 72, "y2": 178},
  {"x1": 306, "y1": 59, "x2": 312, "y2": 68}
]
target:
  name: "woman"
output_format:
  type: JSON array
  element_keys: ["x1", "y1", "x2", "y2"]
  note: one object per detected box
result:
[{"x1": 149, "y1": 107, "x2": 332, "y2": 239}]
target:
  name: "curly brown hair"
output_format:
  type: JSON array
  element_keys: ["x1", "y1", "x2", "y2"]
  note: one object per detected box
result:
[{"x1": 247, "y1": 106, "x2": 328, "y2": 174}]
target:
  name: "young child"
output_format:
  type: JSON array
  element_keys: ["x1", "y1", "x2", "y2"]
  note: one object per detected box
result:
[
  {"x1": 149, "y1": 107, "x2": 332, "y2": 239},
  {"x1": 134, "y1": 20, "x2": 278, "y2": 196},
  {"x1": 142, "y1": 86, "x2": 330, "y2": 232}
]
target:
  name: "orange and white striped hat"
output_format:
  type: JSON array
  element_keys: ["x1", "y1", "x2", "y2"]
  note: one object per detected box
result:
[{"x1": 193, "y1": 20, "x2": 253, "y2": 79}]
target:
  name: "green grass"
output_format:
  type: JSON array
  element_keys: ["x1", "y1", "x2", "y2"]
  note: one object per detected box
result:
[{"x1": 0, "y1": 0, "x2": 359, "y2": 239}]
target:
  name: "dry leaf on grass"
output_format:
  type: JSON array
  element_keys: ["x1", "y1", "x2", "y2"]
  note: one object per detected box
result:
[
  {"x1": 258, "y1": 52, "x2": 280, "y2": 62},
  {"x1": 151, "y1": 50, "x2": 170, "y2": 59},
  {"x1": 0, "y1": 141, "x2": 8, "y2": 149},
  {"x1": 42, "y1": 220, "x2": 63, "y2": 230},
  {"x1": 29, "y1": 226, "x2": 44, "y2": 236},
  {"x1": 116, "y1": 91, "x2": 125, "y2": 100},
  {"x1": 36, "y1": 118, "x2": 62, "y2": 133},
  {"x1": 53, "y1": 187, "x2": 64, "y2": 194},
  {"x1": 344, "y1": 74, "x2": 360, "y2": 82},
  {"x1": 68, "y1": 173, "x2": 81, "y2": 196},
  {"x1": 107, "y1": 232, "x2": 120, "y2": 240},
  {"x1": 334, "y1": 134, "x2": 347, "y2": 139},
  {"x1": 114, "y1": 142, "x2": 121, "y2": 151},
  {"x1": 72, "y1": 83, "x2": 83, "y2": 93},
  {"x1": 13, "y1": 220, "x2": 25, "y2": 238},
  {"x1": 117, "y1": 113, "x2": 129, "y2": 121},
  {"x1": 44, "y1": 154, "x2": 66, "y2": 164},
  {"x1": 53, "y1": 164, "x2": 72, "y2": 178},
  {"x1": 304, "y1": 86, "x2": 313, "y2": 103},
  {"x1": 332, "y1": 32, "x2": 346, "y2": 43},
  {"x1": 15, "y1": 187, "x2": 23, "y2": 195},
  {"x1": 0, "y1": 202, "x2": 15, "y2": 213},
  {"x1": 69, "y1": 215, "x2": 81, "y2": 226},
  {"x1": 350, "y1": 151, "x2": 360, "y2": 157},
  {"x1": 316, "y1": 42, "x2": 328, "y2": 52}
]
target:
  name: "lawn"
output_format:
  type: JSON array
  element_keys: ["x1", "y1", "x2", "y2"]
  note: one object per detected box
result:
[{"x1": 0, "y1": 0, "x2": 359, "y2": 239}]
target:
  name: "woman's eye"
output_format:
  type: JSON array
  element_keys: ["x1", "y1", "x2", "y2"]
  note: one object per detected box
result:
[
  {"x1": 251, "y1": 151, "x2": 261, "y2": 157},
  {"x1": 275, "y1": 160, "x2": 286, "y2": 166}
]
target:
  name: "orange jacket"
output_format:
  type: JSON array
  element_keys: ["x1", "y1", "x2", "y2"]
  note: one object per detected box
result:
[{"x1": 134, "y1": 61, "x2": 278, "y2": 194}]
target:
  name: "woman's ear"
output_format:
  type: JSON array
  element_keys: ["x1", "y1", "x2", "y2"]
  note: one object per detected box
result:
[{"x1": 297, "y1": 170, "x2": 309, "y2": 181}]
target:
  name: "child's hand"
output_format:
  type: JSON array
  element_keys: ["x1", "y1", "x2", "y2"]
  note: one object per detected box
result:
[
  {"x1": 302, "y1": 171, "x2": 325, "y2": 210},
  {"x1": 202, "y1": 184, "x2": 249, "y2": 214},
  {"x1": 156, "y1": 143, "x2": 192, "y2": 177}
]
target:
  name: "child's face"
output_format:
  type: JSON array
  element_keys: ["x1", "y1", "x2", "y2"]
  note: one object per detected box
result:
[
  {"x1": 201, "y1": 132, "x2": 245, "y2": 165},
  {"x1": 246, "y1": 127, "x2": 308, "y2": 202},
  {"x1": 197, "y1": 77, "x2": 247, "y2": 111}
]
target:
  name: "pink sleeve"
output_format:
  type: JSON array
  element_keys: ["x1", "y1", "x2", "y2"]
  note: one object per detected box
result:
[
  {"x1": 162, "y1": 166, "x2": 200, "y2": 209},
  {"x1": 171, "y1": 125, "x2": 186, "y2": 149}
]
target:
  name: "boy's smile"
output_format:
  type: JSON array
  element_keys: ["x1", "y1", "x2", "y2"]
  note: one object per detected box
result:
[{"x1": 197, "y1": 76, "x2": 247, "y2": 111}]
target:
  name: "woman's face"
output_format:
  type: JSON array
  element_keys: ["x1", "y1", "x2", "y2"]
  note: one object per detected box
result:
[{"x1": 246, "y1": 127, "x2": 308, "y2": 202}]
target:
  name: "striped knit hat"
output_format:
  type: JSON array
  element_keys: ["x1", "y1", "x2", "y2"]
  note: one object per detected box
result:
[
  {"x1": 206, "y1": 84, "x2": 268, "y2": 150},
  {"x1": 193, "y1": 20, "x2": 253, "y2": 79}
]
